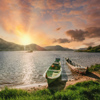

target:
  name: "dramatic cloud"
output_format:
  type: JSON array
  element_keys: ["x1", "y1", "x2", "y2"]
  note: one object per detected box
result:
[
  {"x1": 66, "y1": 27, "x2": 100, "y2": 42},
  {"x1": 56, "y1": 27, "x2": 61, "y2": 31},
  {"x1": 0, "y1": 0, "x2": 100, "y2": 48},
  {"x1": 69, "y1": 10, "x2": 82, "y2": 15},
  {"x1": 86, "y1": 27, "x2": 100, "y2": 38},
  {"x1": 53, "y1": 38, "x2": 70, "y2": 43},
  {"x1": 47, "y1": 0, "x2": 63, "y2": 10},
  {"x1": 31, "y1": 0, "x2": 47, "y2": 9},
  {"x1": 0, "y1": 0, "x2": 32, "y2": 34},
  {"x1": 64, "y1": 0, "x2": 72, "y2": 8},
  {"x1": 84, "y1": 42, "x2": 95, "y2": 47},
  {"x1": 71, "y1": 0, "x2": 88, "y2": 8},
  {"x1": 66, "y1": 29, "x2": 87, "y2": 41}
]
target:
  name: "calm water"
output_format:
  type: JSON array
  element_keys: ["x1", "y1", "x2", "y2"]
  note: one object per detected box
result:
[{"x1": 0, "y1": 51, "x2": 100, "y2": 88}]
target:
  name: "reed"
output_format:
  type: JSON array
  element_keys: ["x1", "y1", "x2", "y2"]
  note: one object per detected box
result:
[{"x1": 87, "y1": 64, "x2": 100, "y2": 74}]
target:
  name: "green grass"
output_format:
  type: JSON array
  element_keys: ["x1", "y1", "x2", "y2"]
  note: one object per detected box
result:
[
  {"x1": 0, "y1": 87, "x2": 30, "y2": 99},
  {"x1": 0, "y1": 80, "x2": 100, "y2": 100},
  {"x1": 87, "y1": 64, "x2": 100, "y2": 74}
]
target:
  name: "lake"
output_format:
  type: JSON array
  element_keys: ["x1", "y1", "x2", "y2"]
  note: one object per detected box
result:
[{"x1": 0, "y1": 51, "x2": 100, "y2": 88}]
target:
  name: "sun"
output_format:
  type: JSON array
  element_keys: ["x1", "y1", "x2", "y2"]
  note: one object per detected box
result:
[
  {"x1": 15, "y1": 26, "x2": 33, "y2": 45},
  {"x1": 21, "y1": 35, "x2": 32, "y2": 45}
]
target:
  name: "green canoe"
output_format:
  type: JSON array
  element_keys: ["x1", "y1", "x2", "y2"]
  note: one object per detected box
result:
[{"x1": 43, "y1": 58, "x2": 62, "y2": 85}]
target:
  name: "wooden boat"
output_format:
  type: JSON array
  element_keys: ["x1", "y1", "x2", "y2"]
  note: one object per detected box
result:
[
  {"x1": 43, "y1": 58, "x2": 62, "y2": 85},
  {"x1": 65, "y1": 58, "x2": 87, "y2": 74}
]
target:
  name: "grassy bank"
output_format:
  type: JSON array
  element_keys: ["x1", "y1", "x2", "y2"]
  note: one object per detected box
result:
[
  {"x1": 76, "y1": 45, "x2": 100, "y2": 52},
  {"x1": 0, "y1": 80, "x2": 100, "y2": 100},
  {"x1": 87, "y1": 64, "x2": 100, "y2": 74}
]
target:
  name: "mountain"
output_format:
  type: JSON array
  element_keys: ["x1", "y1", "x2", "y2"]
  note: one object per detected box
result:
[
  {"x1": 0, "y1": 38, "x2": 24, "y2": 51},
  {"x1": 0, "y1": 38, "x2": 46, "y2": 51},
  {"x1": 0, "y1": 38, "x2": 73, "y2": 51},
  {"x1": 25, "y1": 44, "x2": 46, "y2": 51},
  {"x1": 44, "y1": 45, "x2": 73, "y2": 51}
]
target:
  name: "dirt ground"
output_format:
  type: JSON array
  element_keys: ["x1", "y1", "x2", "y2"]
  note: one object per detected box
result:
[
  {"x1": 24, "y1": 71, "x2": 100, "y2": 92},
  {"x1": 65, "y1": 72, "x2": 100, "y2": 89}
]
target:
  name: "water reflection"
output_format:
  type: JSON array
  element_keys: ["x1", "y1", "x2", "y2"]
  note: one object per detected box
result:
[
  {"x1": 21, "y1": 53, "x2": 35, "y2": 84},
  {"x1": 0, "y1": 51, "x2": 100, "y2": 88}
]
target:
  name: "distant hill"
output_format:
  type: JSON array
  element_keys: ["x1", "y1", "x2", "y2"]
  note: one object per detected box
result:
[
  {"x1": 76, "y1": 45, "x2": 100, "y2": 52},
  {"x1": 0, "y1": 38, "x2": 73, "y2": 51},
  {"x1": 44, "y1": 45, "x2": 73, "y2": 51},
  {"x1": 0, "y1": 38, "x2": 24, "y2": 51},
  {"x1": 0, "y1": 38, "x2": 46, "y2": 51},
  {"x1": 25, "y1": 44, "x2": 46, "y2": 51}
]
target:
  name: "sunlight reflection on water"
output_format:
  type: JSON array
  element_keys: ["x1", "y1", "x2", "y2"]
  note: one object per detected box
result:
[{"x1": 0, "y1": 51, "x2": 100, "y2": 88}]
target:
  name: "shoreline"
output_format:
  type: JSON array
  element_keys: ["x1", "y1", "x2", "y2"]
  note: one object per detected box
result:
[
  {"x1": 0, "y1": 71, "x2": 100, "y2": 100},
  {"x1": 11, "y1": 83, "x2": 48, "y2": 91},
  {"x1": 21, "y1": 71, "x2": 100, "y2": 91},
  {"x1": 0, "y1": 71, "x2": 99, "y2": 92},
  {"x1": 65, "y1": 71, "x2": 100, "y2": 88},
  {"x1": 0, "y1": 83, "x2": 47, "y2": 91}
]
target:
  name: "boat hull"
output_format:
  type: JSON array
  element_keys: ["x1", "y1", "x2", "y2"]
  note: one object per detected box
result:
[
  {"x1": 43, "y1": 58, "x2": 62, "y2": 85},
  {"x1": 46, "y1": 68, "x2": 62, "y2": 85},
  {"x1": 47, "y1": 75, "x2": 61, "y2": 86},
  {"x1": 66, "y1": 61, "x2": 87, "y2": 74}
]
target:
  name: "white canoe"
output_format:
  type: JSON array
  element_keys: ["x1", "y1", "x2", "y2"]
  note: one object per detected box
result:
[{"x1": 66, "y1": 58, "x2": 87, "y2": 74}]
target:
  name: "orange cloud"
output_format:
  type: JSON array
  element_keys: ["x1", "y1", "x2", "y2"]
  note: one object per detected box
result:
[
  {"x1": 0, "y1": 0, "x2": 100, "y2": 48},
  {"x1": 65, "y1": 27, "x2": 100, "y2": 41},
  {"x1": 69, "y1": 10, "x2": 82, "y2": 15},
  {"x1": 53, "y1": 38, "x2": 70, "y2": 43},
  {"x1": 64, "y1": 0, "x2": 72, "y2": 8},
  {"x1": 30, "y1": 32, "x2": 53, "y2": 46},
  {"x1": 0, "y1": 0, "x2": 39, "y2": 36},
  {"x1": 47, "y1": 0, "x2": 63, "y2": 10},
  {"x1": 56, "y1": 27, "x2": 61, "y2": 31},
  {"x1": 31, "y1": 0, "x2": 47, "y2": 9}
]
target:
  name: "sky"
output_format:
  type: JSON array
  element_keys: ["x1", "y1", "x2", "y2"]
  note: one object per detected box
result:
[{"x1": 0, "y1": 0, "x2": 100, "y2": 49}]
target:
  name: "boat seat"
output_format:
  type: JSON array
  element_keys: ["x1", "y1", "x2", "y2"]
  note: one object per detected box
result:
[
  {"x1": 52, "y1": 73, "x2": 59, "y2": 77},
  {"x1": 48, "y1": 69, "x2": 60, "y2": 72}
]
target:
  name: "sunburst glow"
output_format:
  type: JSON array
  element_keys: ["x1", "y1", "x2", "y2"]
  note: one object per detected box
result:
[
  {"x1": 20, "y1": 35, "x2": 32, "y2": 45},
  {"x1": 0, "y1": 0, "x2": 100, "y2": 48}
]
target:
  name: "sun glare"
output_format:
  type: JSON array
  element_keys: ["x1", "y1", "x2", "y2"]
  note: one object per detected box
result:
[
  {"x1": 21, "y1": 35, "x2": 32, "y2": 45},
  {"x1": 16, "y1": 28, "x2": 33, "y2": 45}
]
